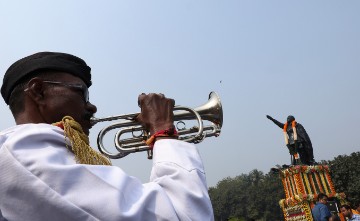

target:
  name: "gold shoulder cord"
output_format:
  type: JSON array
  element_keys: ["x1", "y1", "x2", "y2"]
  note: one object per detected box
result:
[{"x1": 53, "y1": 116, "x2": 112, "y2": 166}]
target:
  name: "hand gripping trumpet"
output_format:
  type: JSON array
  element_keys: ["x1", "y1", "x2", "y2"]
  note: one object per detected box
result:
[{"x1": 90, "y1": 91, "x2": 223, "y2": 159}]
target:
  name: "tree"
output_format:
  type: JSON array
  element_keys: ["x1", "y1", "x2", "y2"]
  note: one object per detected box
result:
[
  {"x1": 327, "y1": 152, "x2": 360, "y2": 207},
  {"x1": 209, "y1": 170, "x2": 284, "y2": 221}
]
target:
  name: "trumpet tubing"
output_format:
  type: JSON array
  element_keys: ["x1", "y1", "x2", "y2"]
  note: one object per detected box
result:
[{"x1": 91, "y1": 91, "x2": 223, "y2": 159}]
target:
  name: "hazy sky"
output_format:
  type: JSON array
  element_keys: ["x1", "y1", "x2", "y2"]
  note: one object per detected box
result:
[{"x1": 1, "y1": 1, "x2": 359, "y2": 187}]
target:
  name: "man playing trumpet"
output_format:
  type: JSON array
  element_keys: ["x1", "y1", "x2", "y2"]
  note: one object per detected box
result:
[{"x1": 0, "y1": 52, "x2": 214, "y2": 220}]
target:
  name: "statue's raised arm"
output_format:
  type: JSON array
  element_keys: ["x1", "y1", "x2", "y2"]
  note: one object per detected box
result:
[{"x1": 266, "y1": 115, "x2": 285, "y2": 129}]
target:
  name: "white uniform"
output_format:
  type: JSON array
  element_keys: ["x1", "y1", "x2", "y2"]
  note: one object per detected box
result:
[{"x1": 0, "y1": 124, "x2": 214, "y2": 221}]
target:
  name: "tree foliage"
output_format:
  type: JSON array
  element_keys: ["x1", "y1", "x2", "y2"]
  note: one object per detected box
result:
[
  {"x1": 327, "y1": 152, "x2": 360, "y2": 208},
  {"x1": 209, "y1": 169, "x2": 284, "y2": 221},
  {"x1": 209, "y1": 152, "x2": 360, "y2": 220}
]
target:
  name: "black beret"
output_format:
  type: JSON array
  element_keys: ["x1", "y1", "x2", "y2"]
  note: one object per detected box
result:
[{"x1": 1, "y1": 51, "x2": 92, "y2": 104}]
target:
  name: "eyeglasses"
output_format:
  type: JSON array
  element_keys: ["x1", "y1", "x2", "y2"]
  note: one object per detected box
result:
[{"x1": 42, "y1": 80, "x2": 89, "y2": 102}]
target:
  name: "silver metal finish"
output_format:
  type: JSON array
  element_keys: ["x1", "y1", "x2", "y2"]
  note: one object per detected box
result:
[{"x1": 91, "y1": 91, "x2": 223, "y2": 159}]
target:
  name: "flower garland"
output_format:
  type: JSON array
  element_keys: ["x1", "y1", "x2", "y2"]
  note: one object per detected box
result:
[
  {"x1": 294, "y1": 173, "x2": 306, "y2": 195},
  {"x1": 286, "y1": 205, "x2": 306, "y2": 221},
  {"x1": 283, "y1": 120, "x2": 298, "y2": 145},
  {"x1": 308, "y1": 174, "x2": 317, "y2": 194},
  {"x1": 279, "y1": 164, "x2": 346, "y2": 221},
  {"x1": 282, "y1": 203, "x2": 307, "y2": 221},
  {"x1": 319, "y1": 172, "x2": 329, "y2": 194},
  {"x1": 314, "y1": 172, "x2": 324, "y2": 193},
  {"x1": 291, "y1": 175, "x2": 298, "y2": 195},
  {"x1": 280, "y1": 200, "x2": 319, "y2": 221},
  {"x1": 280, "y1": 165, "x2": 330, "y2": 178},
  {"x1": 279, "y1": 192, "x2": 346, "y2": 209},
  {"x1": 282, "y1": 177, "x2": 290, "y2": 199},
  {"x1": 279, "y1": 165, "x2": 337, "y2": 203},
  {"x1": 301, "y1": 202, "x2": 313, "y2": 221},
  {"x1": 302, "y1": 173, "x2": 312, "y2": 195},
  {"x1": 325, "y1": 172, "x2": 336, "y2": 194},
  {"x1": 287, "y1": 177, "x2": 294, "y2": 198}
]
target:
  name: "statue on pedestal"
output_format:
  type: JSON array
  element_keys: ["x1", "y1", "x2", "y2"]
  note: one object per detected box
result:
[{"x1": 267, "y1": 115, "x2": 316, "y2": 165}]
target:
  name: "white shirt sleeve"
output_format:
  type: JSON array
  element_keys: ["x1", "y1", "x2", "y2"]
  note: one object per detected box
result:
[{"x1": 0, "y1": 124, "x2": 214, "y2": 221}]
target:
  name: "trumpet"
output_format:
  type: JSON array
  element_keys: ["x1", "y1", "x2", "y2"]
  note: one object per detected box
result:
[{"x1": 90, "y1": 91, "x2": 223, "y2": 159}]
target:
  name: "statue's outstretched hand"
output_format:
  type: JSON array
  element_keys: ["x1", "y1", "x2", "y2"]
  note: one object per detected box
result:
[{"x1": 266, "y1": 115, "x2": 273, "y2": 120}]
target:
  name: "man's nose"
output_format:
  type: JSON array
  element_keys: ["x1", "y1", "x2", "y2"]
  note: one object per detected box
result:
[{"x1": 86, "y1": 101, "x2": 97, "y2": 114}]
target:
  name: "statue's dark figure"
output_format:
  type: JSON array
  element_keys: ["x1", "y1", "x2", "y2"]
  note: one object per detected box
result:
[{"x1": 266, "y1": 115, "x2": 316, "y2": 165}]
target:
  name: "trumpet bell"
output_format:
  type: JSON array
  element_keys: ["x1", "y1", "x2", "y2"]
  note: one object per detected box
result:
[{"x1": 179, "y1": 91, "x2": 223, "y2": 127}]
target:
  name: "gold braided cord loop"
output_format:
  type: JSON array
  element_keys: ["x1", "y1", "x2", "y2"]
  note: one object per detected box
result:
[{"x1": 53, "y1": 116, "x2": 112, "y2": 166}]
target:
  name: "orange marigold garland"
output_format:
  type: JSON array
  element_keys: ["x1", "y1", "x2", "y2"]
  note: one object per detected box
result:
[
  {"x1": 285, "y1": 177, "x2": 291, "y2": 198},
  {"x1": 288, "y1": 177, "x2": 295, "y2": 197},
  {"x1": 325, "y1": 171, "x2": 336, "y2": 194},
  {"x1": 290, "y1": 175, "x2": 298, "y2": 195},
  {"x1": 282, "y1": 177, "x2": 290, "y2": 199},
  {"x1": 279, "y1": 165, "x2": 344, "y2": 221},
  {"x1": 296, "y1": 171, "x2": 306, "y2": 195},
  {"x1": 283, "y1": 120, "x2": 298, "y2": 145}
]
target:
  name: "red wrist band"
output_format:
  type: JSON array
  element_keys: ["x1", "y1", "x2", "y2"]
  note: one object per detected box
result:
[{"x1": 145, "y1": 127, "x2": 178, "y2": 149}]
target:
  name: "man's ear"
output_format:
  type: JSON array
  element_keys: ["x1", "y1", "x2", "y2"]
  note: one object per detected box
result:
[{"x1": 24, "y1": 78, "x2": 46, "y2": 104}]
